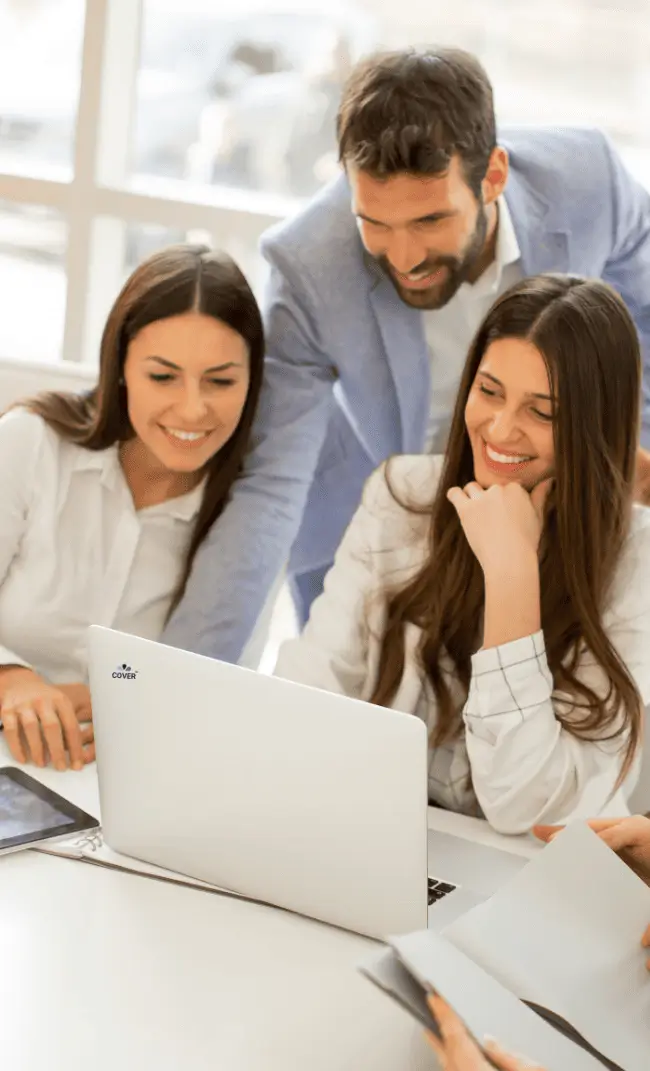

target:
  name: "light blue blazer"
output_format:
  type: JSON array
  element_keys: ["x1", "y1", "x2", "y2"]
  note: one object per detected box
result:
[{"x1": 163, "y1": 126, "x2": 650, "y2": 661}]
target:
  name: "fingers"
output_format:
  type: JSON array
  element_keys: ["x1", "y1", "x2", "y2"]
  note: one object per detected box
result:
[
  {"x1": 427, "y1": 994, "x2": 485, "y2": 1069},
  {"x1": 39, "y1": 704, "x2": 68, "y2": 771},
  {"x1": 533, "y1": 818, "x2": 627, "y2": 845},
  {"x1": 596, "y1": 816, "x2": 647, "y2": 854},
  {"x1": 424, "y1": 1029, "x2": 447, "y2": 1068},
  {"x1": 446, "y1": 486, "x2": 469, "y2": 517},
  {"x1": 530, "y1": 477, "x2": 554, "y2": 517},
  {"x1": 55, "y1": 696, "x2": 84, "y2": 771},
  {"x1": 532, "y1": 824, "x2": 563, "y2": 843},
  {"x1": 484, "y1": 1039, "x2": 542, "y2": 1070},
  {"x1": 15, "y1": 705, "x2": 46, "y2": 767},
  {"x1": 1, "y1": 710, "x2": 26, "y2": 764}
]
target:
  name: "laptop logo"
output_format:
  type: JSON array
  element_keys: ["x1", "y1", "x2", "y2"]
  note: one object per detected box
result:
[{"x1": 112, "y1": 663, "x2": 138, "y2": 680}]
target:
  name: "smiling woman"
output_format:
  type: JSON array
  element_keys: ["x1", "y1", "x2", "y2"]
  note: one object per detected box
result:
[
  {"x1": 0, "y1": 244, "x2": 264, "y2": 771},
  {"x1": 275, "y1": 273, "x2": 650, "y2": 833}
]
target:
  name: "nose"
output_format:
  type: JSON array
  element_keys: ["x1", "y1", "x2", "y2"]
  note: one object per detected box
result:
[
  {"x1": 385, "y1": 230, "x2": 429, "y2": 276},
  {"x1": 485, "y1": 408, "x2": 522, "y2": 443},
  {"x1": 174, "y1": 382, "x2": 210, "y2": 424}
]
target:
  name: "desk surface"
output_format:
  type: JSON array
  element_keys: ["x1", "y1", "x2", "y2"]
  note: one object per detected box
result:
[{"x1": 0, "y1": 747, "x2": 539, "y2": 1070}]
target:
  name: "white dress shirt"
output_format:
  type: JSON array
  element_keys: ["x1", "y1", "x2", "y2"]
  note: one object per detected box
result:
[
  {"x1": 0, "y1": 409, "x2": 204, "y2": 684},
  {"x1": 424, "y1": 196, "x2": 523, "y2": 453},
  {"x1": 274, "y1": 456, "x2": 650, "y2": 833}
]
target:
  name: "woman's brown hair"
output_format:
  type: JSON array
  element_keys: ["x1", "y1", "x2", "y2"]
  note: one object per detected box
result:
[
  {"x1": 14, "y1": 243, "x2": 264, "y2": 617},
  {"x1": 371, "y1": 274, "x2": 642, "y2": 780}
]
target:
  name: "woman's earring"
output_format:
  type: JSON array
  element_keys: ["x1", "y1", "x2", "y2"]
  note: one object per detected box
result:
[{"x1": 119, "y1": 376, "x2": 125, "y2": 386}]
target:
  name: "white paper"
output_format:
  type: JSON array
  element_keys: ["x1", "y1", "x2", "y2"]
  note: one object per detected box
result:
[
  {"x1": 387, "y1": 931, "x2": 603, "y2": 1071},
  {"x1": 443, "y1": 822, "x2": 650, "y2": 1071}
]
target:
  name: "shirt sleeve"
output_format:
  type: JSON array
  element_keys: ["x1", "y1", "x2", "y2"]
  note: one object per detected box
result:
[
  {"x1": 0, "y1": 409, "x2": 45, "y2": 670},
  {"x1": 273, "y1": 466, "x2": 382, "y2": 699},
  {"x1": 464, "y1": 552, "x2": 650, "y2": 833}
]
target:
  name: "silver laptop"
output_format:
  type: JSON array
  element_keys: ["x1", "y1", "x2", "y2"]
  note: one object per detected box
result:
[{"x1": 87, "y1": 626, "x2": 526, "y2": 939}]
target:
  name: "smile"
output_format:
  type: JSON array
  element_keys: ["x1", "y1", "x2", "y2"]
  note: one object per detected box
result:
[
  {"x1": 393, "y1": 266, "x2": 445, "y2": 290},
  {"x1": 160, "y1": 427, "x2": 213, "y2": 446},
  {"x1": 482, "y1": 439, "x2": 535, "y2": 470}
]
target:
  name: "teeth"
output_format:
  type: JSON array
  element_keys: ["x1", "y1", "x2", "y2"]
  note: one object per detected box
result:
[
  {"x1": 164, "y1": 429, "x2": 209, "y2": 442},
  {"x1": 485, "y1": 444, "x2": 532, "y2": 465}
]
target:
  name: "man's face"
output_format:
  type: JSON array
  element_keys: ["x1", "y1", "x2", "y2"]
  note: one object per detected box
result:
[{"x1": 350, "y1": 154, "x2": 491, "y2": 311}]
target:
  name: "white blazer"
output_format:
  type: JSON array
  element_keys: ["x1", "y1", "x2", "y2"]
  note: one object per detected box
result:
[{"x1": 275, "y1": 456, "x2": 650, "y2": 834}]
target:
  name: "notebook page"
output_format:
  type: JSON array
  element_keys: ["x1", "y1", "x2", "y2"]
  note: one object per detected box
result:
[
  {"x1": 385, "y1": 931, "x2": 603, "y2": 1070},
  {"x1": 442, "y1": 823, "x2": 650, "y2": 1071}
]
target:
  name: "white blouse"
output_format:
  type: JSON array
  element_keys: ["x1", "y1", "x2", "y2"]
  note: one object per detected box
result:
[
  {"x1": 0, "y1": 408, "x2": 203, "y2": 684},
  {"x1": 274, "y1": 455, "x2": 650, "y2": 833}
]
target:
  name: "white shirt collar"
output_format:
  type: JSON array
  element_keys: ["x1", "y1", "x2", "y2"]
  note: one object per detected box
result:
[
  {"x1": 496, "y1": 193, "x2": 521, "y2": 271},
  {"x1": 71, "y1": 444, "x2": 204, "y2": 523},
  {"x1": 471, "y1": 194, "x2": 521, "y2": 298}
]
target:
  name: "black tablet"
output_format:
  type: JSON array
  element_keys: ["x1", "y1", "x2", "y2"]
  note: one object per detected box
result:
[{"x1": 0, "y1": 766, "x2": 99, "y2": 855}]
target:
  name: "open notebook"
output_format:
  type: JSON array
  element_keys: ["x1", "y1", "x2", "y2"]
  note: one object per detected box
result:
[{"x1": 360, "y1": 823, "x2": 650, "y2": 1071}]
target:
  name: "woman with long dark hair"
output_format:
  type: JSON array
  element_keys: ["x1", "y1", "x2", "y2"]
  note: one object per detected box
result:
[
  {"x1": 275, "y1": 274, "x2": 650, "y2": 831},
  {"x1": 0, "y1": 244, "x2": 264, "y2": 771}
]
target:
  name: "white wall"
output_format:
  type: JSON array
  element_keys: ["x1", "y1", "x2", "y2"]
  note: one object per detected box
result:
[{"x1": 0, "y1": 355, "x2": 96, "y2": 412}]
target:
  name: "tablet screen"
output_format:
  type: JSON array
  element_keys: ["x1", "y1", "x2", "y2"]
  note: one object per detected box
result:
[{"x1": 0, "y1": 767, "x2": 98, "y2": 852}]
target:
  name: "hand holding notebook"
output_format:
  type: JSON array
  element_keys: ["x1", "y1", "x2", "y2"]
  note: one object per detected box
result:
[{"x1": 361, "y1": 823, "x2": 650, "y2": 1071}]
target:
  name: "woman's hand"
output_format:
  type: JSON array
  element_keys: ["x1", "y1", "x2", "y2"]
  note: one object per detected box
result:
[
  {"x1": 534, "y1": 816, "x2": 650, "y2": 887},
  {"x1": 446, "y1": 479, "x2": 552, "y2": 577},
  {"x1": 0, "y1": 667, "x2": 88, "y2": 771},
  {"x1": 58, "y1": 682, "x2": 95, "y2": 764},
  {"x1": 426, "y1": 994, "x2": 545, "y2": 1069}
]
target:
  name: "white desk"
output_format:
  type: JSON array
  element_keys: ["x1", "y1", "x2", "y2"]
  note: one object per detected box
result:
[{"x1": 0, "y1": 747, "x2": 539, "y2": 1070}]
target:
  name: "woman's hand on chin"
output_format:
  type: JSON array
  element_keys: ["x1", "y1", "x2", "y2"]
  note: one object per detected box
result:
[{"x1": 446, "y1": 479, "x2": 553, "y2": 578}]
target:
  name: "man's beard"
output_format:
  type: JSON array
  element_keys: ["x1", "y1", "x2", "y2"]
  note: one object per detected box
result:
[{"x1": 376, "y1": 203, "x2": 489, "y2": 311}]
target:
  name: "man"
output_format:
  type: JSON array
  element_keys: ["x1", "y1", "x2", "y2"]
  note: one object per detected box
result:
[{"x1": 163, "y1": 47, "x2": 650, "y2": 659}]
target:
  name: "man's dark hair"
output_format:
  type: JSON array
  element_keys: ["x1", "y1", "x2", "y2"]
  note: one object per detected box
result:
[{"x1": 336, "y1": 48, "x2": 496, "y2": 198}]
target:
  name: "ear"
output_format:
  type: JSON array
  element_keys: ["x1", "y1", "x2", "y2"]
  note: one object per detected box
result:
[
  {"x1": 481, "y1": 146, "x2": 509, "y2": 205},
  {"x1": 530, "y1": 477, "x2": 554, "y2": 519}
]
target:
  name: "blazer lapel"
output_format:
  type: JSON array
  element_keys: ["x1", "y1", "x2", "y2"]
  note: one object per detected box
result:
[
  {"x1": 501, "y1": 146, "x2": 570, "y2": 275},
  {"x1": 368, "y1": 270, "x2": 430, "y2": 454}
]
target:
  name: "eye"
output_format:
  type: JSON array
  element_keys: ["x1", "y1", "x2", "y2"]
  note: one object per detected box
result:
[
  {"x1": 532, "y1": 408, "x2": 554, "y2": 422},
  {"x1": 149, "y1": 373, "x2": 174, "y2": 383},
  {"x1": 478, "y1": 383, "x2": 498, "y2": 398},
  {"x1": 208, "y1": 378, "x2": 236, "y2": 388}
]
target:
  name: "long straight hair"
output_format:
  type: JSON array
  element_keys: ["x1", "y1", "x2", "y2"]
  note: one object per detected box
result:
[
  {"x1": 370, "y1": 274, "x2": 642, "y2": 779},
  {"x1": 13, "y1": 244, "x2": 265, "y2": 616}
]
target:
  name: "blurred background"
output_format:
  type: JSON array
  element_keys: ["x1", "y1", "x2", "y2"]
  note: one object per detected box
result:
[{"x1": 0, "y1": 0, "x2": 648, "y2": 366}]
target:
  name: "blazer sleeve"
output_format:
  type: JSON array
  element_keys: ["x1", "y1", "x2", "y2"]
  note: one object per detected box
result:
[
  {"x1": 162, "y1": 242, "x2": 337, "y2": 662},
  {"x1": 0, "y1": 410, "x2": 46, "y2": 669},
  {"x1": 463, "y1": 512, "x2": 650, "y2": 834},
  {"x1": 599, "y1": 133, "x2": 650, "y2": 446}
]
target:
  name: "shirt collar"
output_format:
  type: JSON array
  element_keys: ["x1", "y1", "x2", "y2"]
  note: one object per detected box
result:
[
  {"x1": 495, "y1": 193, "x2": 521, "y2": 271},
  {"x1": 71, "y1": 444, "x2": 204, "y2": 523},
  {"x1": 471, "y1": 194, "x2": 521, "y2": 298}
]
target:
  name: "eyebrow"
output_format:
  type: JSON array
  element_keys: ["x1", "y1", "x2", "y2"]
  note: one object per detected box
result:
[
  {"x1": 145, "y1": 356, "x2": 243, "y2": 374},
  {"x1": 477, "y1": 370, "x2": 555, "y2": 403},
  {"x1": 355, "y1": 208, "x2": 458, "y2": 226}
]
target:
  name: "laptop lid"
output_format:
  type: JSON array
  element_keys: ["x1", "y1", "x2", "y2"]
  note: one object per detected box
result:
[{"x1": 87, "y1": 626, "x2": 429, "y2": 938}]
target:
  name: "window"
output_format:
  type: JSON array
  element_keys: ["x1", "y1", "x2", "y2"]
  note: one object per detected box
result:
[
  {"x1": 0, "y1": 0, "x2": 648, "y2": 367},
  {"x1": 0, "y1": 200, "x2": 67, "y2": 362}
]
